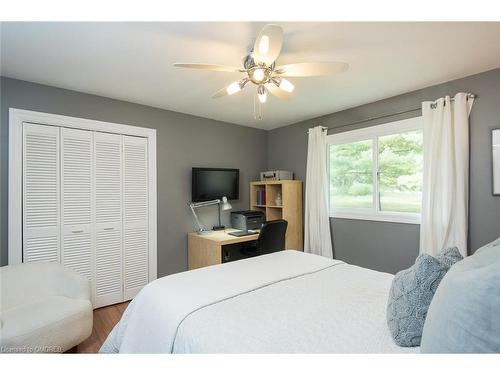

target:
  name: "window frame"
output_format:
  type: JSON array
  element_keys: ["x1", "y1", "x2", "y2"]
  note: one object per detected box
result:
[{"x1": 327, "y1": 116, "x2": 423, "y2": 225}]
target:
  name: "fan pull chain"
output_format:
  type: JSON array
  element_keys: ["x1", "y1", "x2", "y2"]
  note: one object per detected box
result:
[{"x1": 253, "y1": 90, "x2": 263, "y2": 121}]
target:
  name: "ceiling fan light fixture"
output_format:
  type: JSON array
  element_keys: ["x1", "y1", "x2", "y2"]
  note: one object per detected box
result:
[
  {"x1": 278, "y1": 78, "x2": 295, "y2": 93},
  {"x1": 251, "y1": 68, "x2": 266, "y2": 83},
  {"x1": 257, "y1": 85, "x2": 267, "y2": 103},
  {"x1": 226, "y1": 81, "x2": 242, "y2": 95},
  {"x1": 258, "y1": 35, "x2": 269, "y2": 55}
]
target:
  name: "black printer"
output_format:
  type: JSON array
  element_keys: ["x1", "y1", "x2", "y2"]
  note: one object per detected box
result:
[{"x1": 230, "y1": 210, "x2": 265, "y2": 231}]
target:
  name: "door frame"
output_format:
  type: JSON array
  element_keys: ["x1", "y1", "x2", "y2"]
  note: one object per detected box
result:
[{"x1": 8, "y1": 108, "x2": 158, "y2": 282}]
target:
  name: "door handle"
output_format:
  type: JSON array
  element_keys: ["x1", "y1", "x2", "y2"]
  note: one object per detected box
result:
[
  {"x1": 104, "y1": 227, "x2": 115, "y2": 231},
  {"x1": 71, "y1": 230, "x2": 84, "y2": 234}
]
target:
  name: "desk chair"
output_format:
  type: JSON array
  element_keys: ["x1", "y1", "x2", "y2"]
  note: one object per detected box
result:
[{"x1": 242, "y1": 219, "x2": 288, "y2": 257}]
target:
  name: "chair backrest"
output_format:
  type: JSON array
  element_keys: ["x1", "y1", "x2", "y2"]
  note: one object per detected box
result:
[
  {"x1": 257, "y1": 219, "x2": 288, "y2": 254},
  {"x1": 0, "y1": 262, "x2": 90, "y2": 311}
]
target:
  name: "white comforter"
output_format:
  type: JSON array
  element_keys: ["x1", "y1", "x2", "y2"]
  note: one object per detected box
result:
[{"x1": 101, "y1": 251, "x2": 418, "y2": 353}]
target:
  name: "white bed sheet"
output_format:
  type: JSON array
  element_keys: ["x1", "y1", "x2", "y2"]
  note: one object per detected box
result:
[{"x1": 101, "y1": 250, "x2": 418, "y2": 353}]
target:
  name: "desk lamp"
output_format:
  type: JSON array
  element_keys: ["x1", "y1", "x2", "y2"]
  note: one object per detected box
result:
[{"x1": 189, "y1": 196, "x2": 232, "y2": 233}]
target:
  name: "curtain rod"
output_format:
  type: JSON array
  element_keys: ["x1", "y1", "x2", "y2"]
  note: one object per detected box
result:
[{"x1": 307, "y1": 93, "x2": 477, "y2": 134}]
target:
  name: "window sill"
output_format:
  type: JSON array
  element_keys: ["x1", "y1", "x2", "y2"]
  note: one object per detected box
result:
[{"x1": 330, "y1": 211, "x2": 420, "y2": 225}]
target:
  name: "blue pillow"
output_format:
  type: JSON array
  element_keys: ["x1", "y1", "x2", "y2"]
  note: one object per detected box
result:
[
  {"x1": 421, "y1": 239, "x2": 500, "y2": 353},
  {"x1": 387, "y1": 254, "x2": 449, "y2": 347}
]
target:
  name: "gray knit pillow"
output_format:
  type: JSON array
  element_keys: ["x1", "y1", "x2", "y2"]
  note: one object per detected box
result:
[
  {"x1": 387, "y1": 254, "x2": 449, "y2": 347},
  {"x1": 436, "y1": 246, "x2": 463, "y2": 268}
]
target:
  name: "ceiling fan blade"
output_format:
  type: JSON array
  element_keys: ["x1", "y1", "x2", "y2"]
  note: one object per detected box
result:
[
  {"x1": 266, "y1": 83, "x2": 292, "y2": 100},
  {"x1": 253, "y1": 24, "x2": 283, "y2": 66},
  {"x1": 275, "y1": 62, "x2": 349, "y2": 77},
  {"x1": 173, "y1": 63, "x2": 241, "y2": 72}
]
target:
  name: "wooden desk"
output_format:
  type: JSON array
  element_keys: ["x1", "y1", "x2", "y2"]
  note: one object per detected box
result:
[{"x1": 188, "y1": 229, "x2": 259, "y2": 270}]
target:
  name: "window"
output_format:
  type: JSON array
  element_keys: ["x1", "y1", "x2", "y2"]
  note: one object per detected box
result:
[{"x1": 327, "y1": 117, "x2": 423, "y2": 224}]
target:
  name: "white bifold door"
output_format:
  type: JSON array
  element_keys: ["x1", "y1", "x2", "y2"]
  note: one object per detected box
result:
[
  {"x1": 22, "y1": 122, "x2": 150, "y2": 308},
  {"x1": 61, "y1": 127, "x2": 93, "y2": 282},
  {"x1": 122, "y1": 136, "x2": 149, "y2": 300},
  {"x1": 94, "y1": 132, "x2": 124, "y2": 307},
  {"x1": 23, "y1": 124, "x2": 61, "y2": 263}
]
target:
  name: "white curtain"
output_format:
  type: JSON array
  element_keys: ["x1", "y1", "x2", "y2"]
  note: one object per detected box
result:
[
  {"x1": 420, "y1": 93, "x2": 474, "y2": 257},
  {"x1": 304, "y1": 126, "x2": 333, "y2": 258}
]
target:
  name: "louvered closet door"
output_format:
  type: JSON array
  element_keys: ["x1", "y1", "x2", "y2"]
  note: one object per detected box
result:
[
  {"x1": 94, "y1": 132, "x2": 123, "y2": 307},
  {"x1": 61, "y1": 128, "x2": 93, "y2": 283},
  {"x1": 123, "y1": 135, "x2": 149, "y2": 300},
  {"x1": 22, "y1": 123, "x2": 61, "y2": 263}
]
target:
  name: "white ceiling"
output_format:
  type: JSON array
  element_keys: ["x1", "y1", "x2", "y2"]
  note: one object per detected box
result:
[{"x1": 1, "y1": 22, "x2": 499, "y2": 130}]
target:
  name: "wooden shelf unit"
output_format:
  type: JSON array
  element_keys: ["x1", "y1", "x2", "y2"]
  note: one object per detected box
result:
[{"x1": 250, "y1": 180, "x2": 303, "y2": 250}]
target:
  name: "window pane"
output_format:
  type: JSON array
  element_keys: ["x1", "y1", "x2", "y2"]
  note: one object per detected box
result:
[
  {"x1": 329, "y1": 140, "x2": 373, "y2": 211},
  {"x1": 378, "y1": 130, "x2": 423, "y2": 213}
]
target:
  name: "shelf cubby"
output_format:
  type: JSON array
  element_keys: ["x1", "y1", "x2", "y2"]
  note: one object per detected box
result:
[{"x1": 250, "y1": 180, "x2": 303, "y2": 250}]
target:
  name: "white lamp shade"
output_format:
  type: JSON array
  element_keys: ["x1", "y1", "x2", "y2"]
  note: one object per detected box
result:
[{"x1": 221, "y1": 196, "x2": 232, "y2": 211}]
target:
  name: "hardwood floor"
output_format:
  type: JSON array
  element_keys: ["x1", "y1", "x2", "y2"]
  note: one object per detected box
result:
[{"x1": 76, "y1": 301, "x2": 129, "y2": 353}]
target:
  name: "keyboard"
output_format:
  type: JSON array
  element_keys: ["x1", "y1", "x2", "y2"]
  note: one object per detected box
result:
[{"x1": 228, "y1": 230, "x2": 258, "y2": 237}]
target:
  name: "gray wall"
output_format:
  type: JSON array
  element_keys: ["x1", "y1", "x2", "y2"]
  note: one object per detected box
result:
[
  {"x1": 0, "y1": 77, "x2": 268, "y2": 276},
  {"x1": 268, "y1": 68, "x2": 500, "y2": 274},
  {"x1": 2, "y1": 69, "x2": 499, "y2": 276}
]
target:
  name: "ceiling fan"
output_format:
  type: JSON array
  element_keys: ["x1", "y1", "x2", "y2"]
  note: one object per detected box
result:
[{"x1": 174, "y1": 24, "x2": 349, "y2": 119}]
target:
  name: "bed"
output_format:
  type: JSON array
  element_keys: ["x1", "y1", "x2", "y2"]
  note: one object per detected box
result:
[{"x1": 101, "y1": 250, "x2": 418, "y2": 353}]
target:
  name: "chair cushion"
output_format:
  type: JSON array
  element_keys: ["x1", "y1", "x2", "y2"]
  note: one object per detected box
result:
[
  {"x1": 0, "y1": 296, "x2": 92, "y2": 353},
  {"x1": 421, "y1": 238, "x2": 500, "y2": 353}
]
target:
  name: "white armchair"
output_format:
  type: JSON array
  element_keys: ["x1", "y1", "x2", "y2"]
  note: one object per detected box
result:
[{"x1": 0, "y1": 262, "x2": 93, "y2": 353}]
